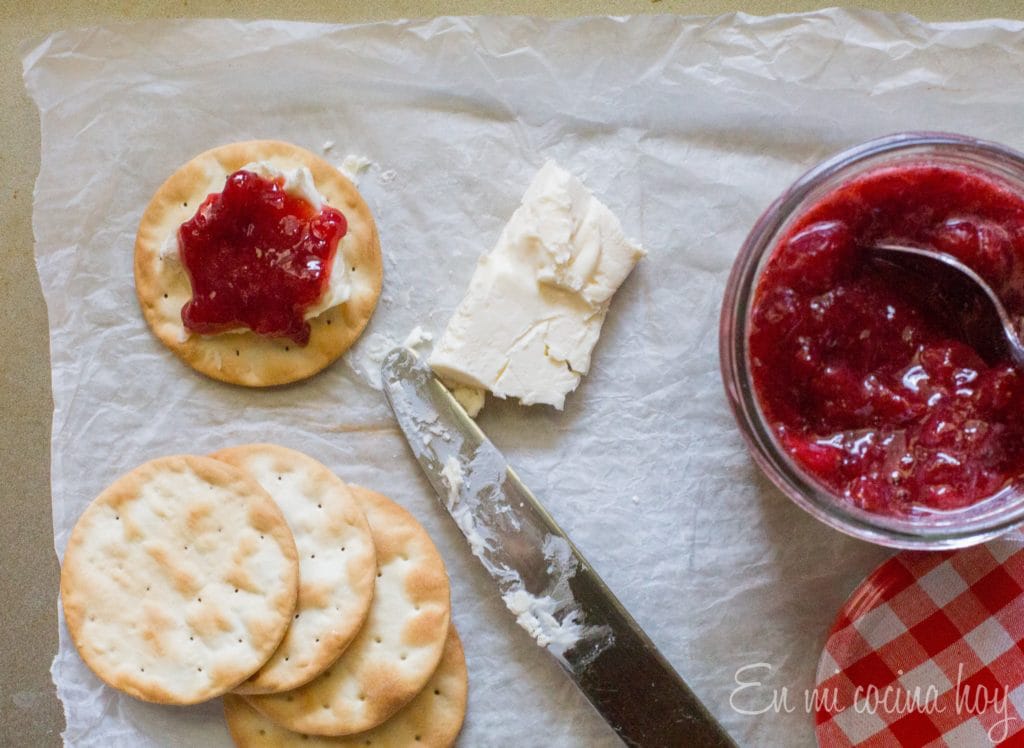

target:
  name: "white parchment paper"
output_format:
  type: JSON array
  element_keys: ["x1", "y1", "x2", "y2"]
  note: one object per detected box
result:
[{"x1": 23, "y1": 10, "x2": 1024, "y2": 746}]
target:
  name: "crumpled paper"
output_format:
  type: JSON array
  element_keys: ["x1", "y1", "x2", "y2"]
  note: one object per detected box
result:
[{"x1": 23, "y1": 10, "x2": 1024, "y2": 746}]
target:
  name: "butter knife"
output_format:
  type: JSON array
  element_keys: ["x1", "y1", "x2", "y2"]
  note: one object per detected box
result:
[{"x1": 381, "y1": 347, "x2": 737, "y2": 748}]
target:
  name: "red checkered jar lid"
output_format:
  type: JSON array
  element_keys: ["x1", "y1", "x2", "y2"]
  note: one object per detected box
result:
[{"x1": 815, "y1": 539, "x2": 1024, "y2": 747}]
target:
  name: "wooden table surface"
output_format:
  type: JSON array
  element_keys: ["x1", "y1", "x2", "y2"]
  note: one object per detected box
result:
[{"x1": 4, "y1": 1, "x2": 1023, "y2": 745}]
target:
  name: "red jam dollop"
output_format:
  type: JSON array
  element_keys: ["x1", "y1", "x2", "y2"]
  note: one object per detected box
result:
[
  {"x1": 750, "y1": 163, "x2": 1024, "y2": 515},
  {"x1": 179, "y1": 169, "x2": 347, "y2": 345}
]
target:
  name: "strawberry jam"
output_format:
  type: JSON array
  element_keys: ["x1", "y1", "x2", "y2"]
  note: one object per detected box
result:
[
  {"x1": 750, "y1": 163, "x2": 1024, "y2": 515},
  {"x1": 178, "y1": 169, "x2": 347, "y2": 345}
]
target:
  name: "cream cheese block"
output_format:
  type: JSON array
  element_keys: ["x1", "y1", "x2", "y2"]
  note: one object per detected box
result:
[{"x1": 429, "y1": 160, "x2": 645, "y2": 411}]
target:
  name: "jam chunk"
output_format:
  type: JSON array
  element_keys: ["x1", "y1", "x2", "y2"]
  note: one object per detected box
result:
[{"x1": 179, "y1": 169, "x2": 347, "y2": 345}]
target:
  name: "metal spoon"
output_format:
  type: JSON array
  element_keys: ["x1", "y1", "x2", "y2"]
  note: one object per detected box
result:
[{"x1": 868, "y1": 243, "x2": 1024, "y2": 368}]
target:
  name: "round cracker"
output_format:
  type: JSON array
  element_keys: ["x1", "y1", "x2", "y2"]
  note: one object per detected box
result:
[
  {"x1": 134, "y1": 140, "x2": 383, "y2": 387},
  {"x1": 224, "y1": 625, "x2": 468, "y2": 747},
  {"x1": 211, "y1": 445, "x2": 376, "y2": 695},
  {"x1": 246, "y1": 485, "x2": 451, "y2": 736},
  {"x1": 59, "y1": 455, "x2": 299, "y2": 705}
]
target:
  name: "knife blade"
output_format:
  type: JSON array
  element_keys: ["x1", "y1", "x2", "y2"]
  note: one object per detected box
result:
[{"x1": 381, "y1": 347, "x2": 737, "y2": 748}]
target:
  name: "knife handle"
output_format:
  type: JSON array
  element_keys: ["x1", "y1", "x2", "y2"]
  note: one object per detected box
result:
[{"x1": 565, "y1": 567, "x2": 739, "y2": 748}]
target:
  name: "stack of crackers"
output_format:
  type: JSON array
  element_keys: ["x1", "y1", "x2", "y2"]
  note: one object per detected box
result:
[{"x1": 59, "y1": 445, "x2": 467, "y2": 746}]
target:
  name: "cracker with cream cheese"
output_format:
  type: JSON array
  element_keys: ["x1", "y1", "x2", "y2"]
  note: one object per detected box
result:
[
  {"x1": 134, "y1": 140, "x2": 382, "y2": 387},
  {"x1": 59, "y1": 455, "x2": 299, "y2": 705},
  {"x1": 245, "y1": 485, "x2": 451, "y2": 736},
  {"x1": 224, "y1": 625, "x2": 468, "y2": 747},
  {"x1": 211, "y1": 444, "x2": 376, "y2": 695}
]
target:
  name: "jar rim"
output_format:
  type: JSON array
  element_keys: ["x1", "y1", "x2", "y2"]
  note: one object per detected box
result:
[{"x1": 720, "y1": 131, "x2": 1024, "y2": 549}]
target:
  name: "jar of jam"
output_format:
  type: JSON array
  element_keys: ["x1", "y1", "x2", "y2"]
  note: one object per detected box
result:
[{"x1": 721, "y1": 133, "x2": 1024, "y2": 549}]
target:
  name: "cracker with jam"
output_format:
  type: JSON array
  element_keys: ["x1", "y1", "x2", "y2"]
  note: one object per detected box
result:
[{"x1": 134, "y1": 140, "x2": 382, "y2": 386}]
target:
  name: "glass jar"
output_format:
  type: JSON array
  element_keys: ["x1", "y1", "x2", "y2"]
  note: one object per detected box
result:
[{"x1": 720, "y1": 132, "x2": 1024, "y2": 549}]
